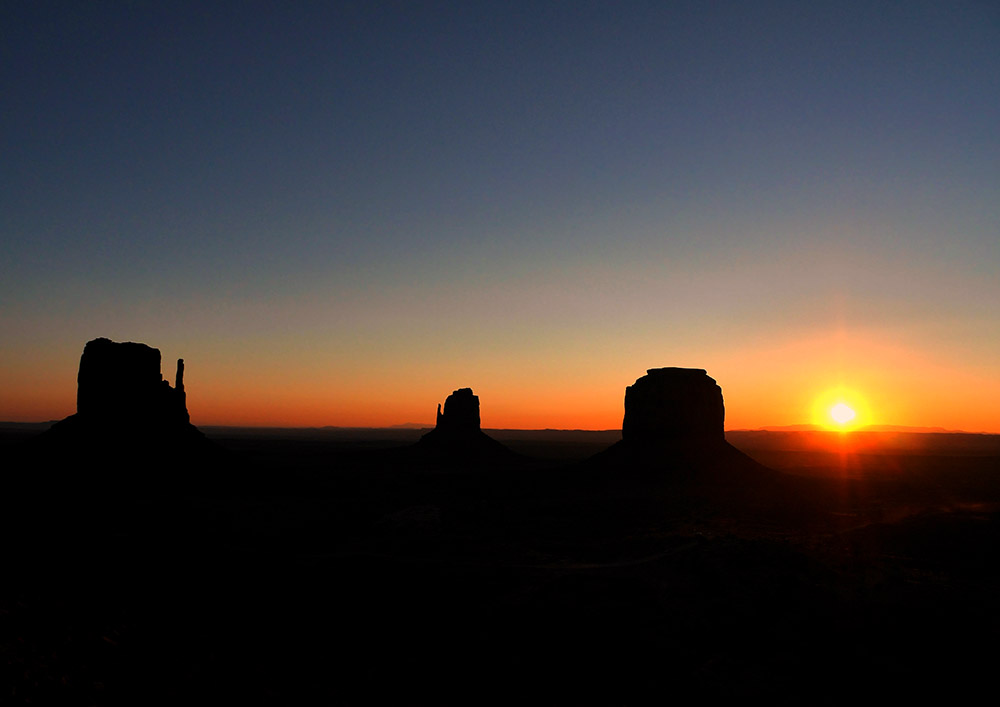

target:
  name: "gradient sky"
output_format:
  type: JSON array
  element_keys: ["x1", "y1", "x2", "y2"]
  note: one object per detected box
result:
[{"x1": 3, "y1": 1, "x2": 999, "y2": 431}]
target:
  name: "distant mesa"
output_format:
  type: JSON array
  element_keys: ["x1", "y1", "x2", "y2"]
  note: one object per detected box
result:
[
  {"x1": 592, "y1": 367, "x2": 770, "y2": 477},
  {"x1": 43, "y1": 337, "x2": 209, "y2": 454},
  {"x1": 623, "y1": 367, "x2": 725, "y2": 444},
  {"x1": 417, "y1": 387, "x2": 513, "y2": 460}
]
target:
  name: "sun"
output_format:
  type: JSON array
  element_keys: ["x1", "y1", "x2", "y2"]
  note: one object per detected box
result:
[
  {"x1": 811, "y1": 387, "x2": 870, "y2": 430},
  {"x1": 830, "y1": 402, "x2": 856, "y2": 426}
]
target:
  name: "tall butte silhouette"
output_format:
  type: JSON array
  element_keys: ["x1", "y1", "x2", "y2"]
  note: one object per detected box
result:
[
  {"x1": 415, "y1": 387, "x2": 514, "y2": 462},
  {"x1": 42, "y1": 337, "x2": 212, "y2": 461},
  {"x1": 590, "y1": 367, "x2": 771, "y2": 479}
]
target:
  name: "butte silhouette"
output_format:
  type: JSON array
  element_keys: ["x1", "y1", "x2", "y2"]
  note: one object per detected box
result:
[
  {"x1": 42, "y1": 337, "x2": 212, "y2": 461},
  {"x1": 590, "y1": 367, "x2": 771, "y2": 480},
  {"x1": 414, "y1": 387, "x2": 514, "y2": 462}
]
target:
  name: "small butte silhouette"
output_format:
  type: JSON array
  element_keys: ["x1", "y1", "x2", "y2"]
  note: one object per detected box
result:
[{"x1": 414, "y1": 387, "x2": 515, "y2": 462}]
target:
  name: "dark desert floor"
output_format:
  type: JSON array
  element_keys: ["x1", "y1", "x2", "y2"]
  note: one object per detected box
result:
[{"x1": 3, "y1": 426, "x2": 1000, "y2": 704}]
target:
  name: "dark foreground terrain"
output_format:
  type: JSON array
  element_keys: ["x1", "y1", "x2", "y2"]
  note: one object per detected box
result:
[{"x1": 3, "y1": 426, "x2": 1000, "y2": 704}]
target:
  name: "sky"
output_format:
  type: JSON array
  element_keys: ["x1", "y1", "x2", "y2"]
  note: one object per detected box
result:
[{"x1": 2, "y1": 1, "x2": 999, "y2": 431}]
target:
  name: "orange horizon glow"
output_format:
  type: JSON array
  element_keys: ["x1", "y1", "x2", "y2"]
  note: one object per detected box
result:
[
  {"x1": 3, "y1": 398, "x2": 998, "y2": 432},
  {"x1": 4, "y1": 378, "x2": 999, "y2": 434},
  {"x1": 2, "y1": 332, "x2": 999, "y2": 433}
]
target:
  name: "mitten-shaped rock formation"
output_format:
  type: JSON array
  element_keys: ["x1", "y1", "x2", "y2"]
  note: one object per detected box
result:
[
  {"x1": 43, "y1": 337, "x2": 206, "y2": 454},
  {"x1": 76, "y1": 338, "x2": 190, "y2": 426},
  {"x1": 417, "y1": 387, "x2": 513, "y2": 462},
  {"x1": 623, "y1": 368, "x2": 725, "y2": 444},
  {"x1": 435, "y1": 388, "x2": 481, "y2": 433}
]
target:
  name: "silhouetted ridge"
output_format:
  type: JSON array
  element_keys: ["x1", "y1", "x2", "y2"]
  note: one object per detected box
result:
[{"x1": 417, "y1": 387, "x2": 513, "y2": 462}]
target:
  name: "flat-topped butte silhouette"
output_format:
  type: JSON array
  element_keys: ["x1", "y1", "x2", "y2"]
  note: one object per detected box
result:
[
  {"x1": 76, "y1": 337, "x2": 190, "y2": 426},
  {"x1": 43, "y1": 337, "x2": 208, "y2": 454},
  {"x1": 591, "y1": 367, "x2": 770, "y2": 477},
  {"x1": 623, "y1": 367, "x2": 725, "y2": 444},
  {"x1": 416, "y1": 387, "x2": 513, "y2": 461}
]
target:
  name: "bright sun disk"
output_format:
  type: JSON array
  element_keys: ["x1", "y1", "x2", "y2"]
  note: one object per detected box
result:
[{"x1": 830, "y1": 402, "x2": 856, "y2": 426}]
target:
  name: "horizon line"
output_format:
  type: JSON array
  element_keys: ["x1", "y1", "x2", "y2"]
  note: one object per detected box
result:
[{"x1": 2, "y1": 420, "x2": 994, "y2": 435}]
